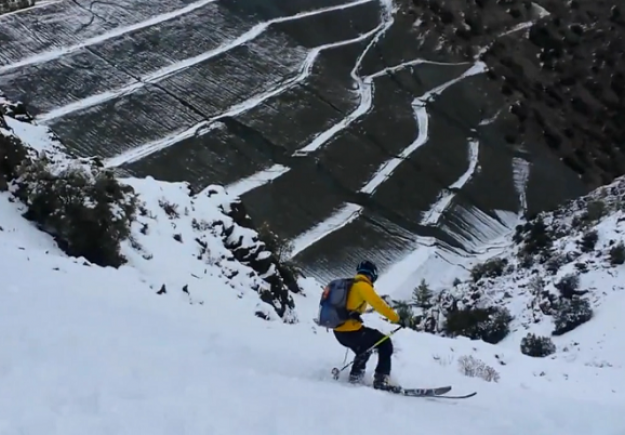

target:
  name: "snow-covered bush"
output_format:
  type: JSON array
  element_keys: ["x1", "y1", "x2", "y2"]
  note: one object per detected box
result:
[
  {"x1": 513, "y1": 215, "x2": 553, "y2": 259},
  {"x1": 0, "y1": 130, "x2": 28, "y2": 191},
  {"x1": 15, "y1": 159, "x2": 138, "y2": 267},
  {"x1": 520, "y1": 333, "x2": 556, "y2": 357},
  {"x1": 582, "y1": 199, "x2": 607, "y2": 224},
  {"x1": 470, "y1": 257, "x2": 508, "y2": 282},
  {"x1": 0, "y1": 130, "x2": 138, "y2": 267},
  {"x1": 444, "y1": 306, "x2": 512, "y2": 344},
  {"x1": 457, "y1": 355, "x2": 500, "y2": 382},
  {"x1": 609, "y1": 241, "x2": 625, "y2": 265},
  {"x1": 554, "y1": 273, "x2": 586, "y2": 299},
  {"x1": 553, "y1": 297, "x2": 593, "y2": 336},
  {"x1": 393, "y1": 301, "x2": 416, "y2": 329},
  {"x1": 579, "y1": 229, "x2": 598, "y2": 252}
]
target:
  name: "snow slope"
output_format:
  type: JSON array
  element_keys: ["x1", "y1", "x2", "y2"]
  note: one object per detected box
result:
[
  {"x1": 2, "y1": 114, "x2": 625, "y2": 435},
  {"x1": 423, "y1": 177, "x2": 625, "y2": 365}
]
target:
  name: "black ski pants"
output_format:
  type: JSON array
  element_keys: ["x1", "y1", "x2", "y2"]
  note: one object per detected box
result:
[{"x1": 333, "y1": 326, "x2": 393, "y2": 376}]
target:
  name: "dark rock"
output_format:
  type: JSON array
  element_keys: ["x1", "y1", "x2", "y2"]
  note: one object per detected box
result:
[{"x1": 206, "y1": 188, "x2": 301, "y2": 318}]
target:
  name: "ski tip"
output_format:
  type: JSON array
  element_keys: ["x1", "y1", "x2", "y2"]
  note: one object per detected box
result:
[{"x1": 437, "y1": 391, "x2": 477, "y2": 399}]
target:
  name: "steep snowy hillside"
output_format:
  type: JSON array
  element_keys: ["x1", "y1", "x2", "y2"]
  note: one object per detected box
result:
[
  {"x1": 0, "y1": 104, "x2": 300, "y2": 321},
  {"x1": 385, "y1": 175, "x2": 625, "y2": 368},
  {"x1": 2, "y1": 112, "x2": 625, "y2": 435}
]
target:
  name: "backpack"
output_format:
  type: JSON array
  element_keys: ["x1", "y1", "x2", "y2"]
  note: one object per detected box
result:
[{"x1": 316, "y1": 278, "x2": 363, "y2": 329}]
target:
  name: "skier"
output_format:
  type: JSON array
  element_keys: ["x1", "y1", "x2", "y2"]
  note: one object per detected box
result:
[{"x1": 331, "y1": 260, "x2": 410, "y2": 389}]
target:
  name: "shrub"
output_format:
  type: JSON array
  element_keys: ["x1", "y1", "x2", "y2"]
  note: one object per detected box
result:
[
  {"x1": 1, "y1": 129, "x2": 139, "y2": 267},
  {"x1": 14, "y1": 157, "x2": 138, "y2": 267},
  {"x1": 609, "y1": 242, "x2": 625, "y2": 265},
  {"x1": 256, "y1": 221, "x2": 293, "y2": 262},
  {"x1": 444, "y1": 306, "x2": 513, "y2": 344},
  {"x1": 470, "y1": 257, "x2": 508, "y2": 282},
  {"x1": 514, "y1": 216, "x2": 553, "y2": 256},
  {"x1": 0, "y1": 134, "x2": 29, "y2": 189},
  {"x1": 528, "y1": 275, "x2": 545, "y2": 294},
  {"x1": 544, "y1": 253, "x2": 568, "y2": 274},
  {"x1": 582, "y1": 199, "x2": 607, "y2": 223},
  {"x1": 393, "y1": 301, "x2": 416, "y2": 329},
  {"x1": 578, "y1": 229, "x2": 598, "y2": 252},
  {"x1": 520, "y1": 333, "x2": 556, "y2": 357},
  {"x1": 412, "y1": 279, "x2": 433, "y2": 309},
  {"x1": 554, "y1": 273, "x2": 580, "y2": 298},
  {"x1": 457, "y1": 355, "x2": 500, "y2": 382},
  {"x1": 553, "y1": 297, "x2": 593, "y2": 336}
]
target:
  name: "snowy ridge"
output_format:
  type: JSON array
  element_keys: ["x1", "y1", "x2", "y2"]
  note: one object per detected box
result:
[{"x1": 0, "y1": 112, "x2": 297, "y2": 321}]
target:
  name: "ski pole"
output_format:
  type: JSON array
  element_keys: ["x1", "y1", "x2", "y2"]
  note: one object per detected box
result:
[{"x1": 331, "y1": 325, "x2": 403, "y2": 380}]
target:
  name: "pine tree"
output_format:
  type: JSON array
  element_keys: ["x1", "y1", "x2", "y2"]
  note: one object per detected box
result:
[{"x1": 412, "y1": 279, "x2": 433, "y2": 309}]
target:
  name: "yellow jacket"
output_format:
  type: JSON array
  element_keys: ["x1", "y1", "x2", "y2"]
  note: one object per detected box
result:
[{"x1": 334, "y1": 274, "x2": 401, "y2": 332}]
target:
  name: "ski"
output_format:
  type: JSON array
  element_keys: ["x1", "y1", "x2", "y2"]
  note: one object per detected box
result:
[
  {"x1": 426, "y1": 392, "x2": 477, "y2": 399},
  {"x1": 378, "y1": 385, "x2": 451, "y2": 396},
  {"x1": 378, "y1": 385, "x2": 477, "y2": 399},
  {"x1": 402, "y1": 385, "x2": 452, "y2": 396},
  {"x1": 331, "y1": 370, "x2": 476, "y2": 399}
]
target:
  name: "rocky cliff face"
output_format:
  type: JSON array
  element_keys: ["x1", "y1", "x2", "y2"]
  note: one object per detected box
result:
[{"x1": 396, "y1": 0, "x2": 625, "y2": 189}]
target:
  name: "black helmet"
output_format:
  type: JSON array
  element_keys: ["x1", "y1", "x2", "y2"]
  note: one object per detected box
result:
[{"x1": 356, "y1": 260, "x2": 379, "y2": 282}]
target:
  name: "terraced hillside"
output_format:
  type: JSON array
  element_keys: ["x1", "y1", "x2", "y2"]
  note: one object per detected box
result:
[{"x1": 0, "y1": 0, "x2": 587, "y2": 281}]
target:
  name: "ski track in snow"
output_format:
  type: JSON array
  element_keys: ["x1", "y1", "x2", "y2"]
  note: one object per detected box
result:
[
  {"x1": 223, "y1": 164, "x2": 291, "y2": 197},
  {"x1": 289, "y1": 203, "x2": 363, "y2": 258},
  {"x1": 512, "y1": 157, "x2": 530, "y2": 214},
  {"x1": 420, "y1": 139, "x2": 480, "y2": 226}
]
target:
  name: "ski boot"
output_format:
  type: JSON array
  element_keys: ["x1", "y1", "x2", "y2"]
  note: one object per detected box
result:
[
  {"x1": 348, "y1": 371, "x2": 364, "y2": 385},
  {"x1": 373, "y1": 373, "x2": 402, "y2": 393},
  {"x1": 372, "y1": 372, "x2": 389, "y2": 389}
]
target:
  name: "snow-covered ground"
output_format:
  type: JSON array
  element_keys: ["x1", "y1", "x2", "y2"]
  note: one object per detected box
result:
[{"x1": 2, "y1": 114, "x2": 625, "y2": 435}]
